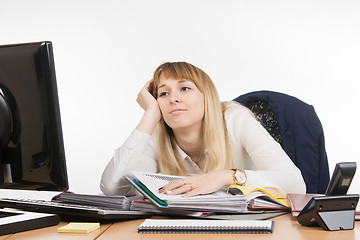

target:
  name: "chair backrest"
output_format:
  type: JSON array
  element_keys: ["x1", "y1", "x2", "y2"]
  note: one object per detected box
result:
[{"x1": 234, "y1": 90, "x2": 330, "y2": 194}]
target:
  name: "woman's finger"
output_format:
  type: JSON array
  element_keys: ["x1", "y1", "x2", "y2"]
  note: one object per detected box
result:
[
  {"x1": 165, "y1": 183, "x2": 195, "y2": 195},
  {"x1": 159, "y1": 178, "x2": 186, "y2": 193}
]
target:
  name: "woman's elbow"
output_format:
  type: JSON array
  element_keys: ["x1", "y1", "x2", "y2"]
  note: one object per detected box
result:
[
  {"x1": 100, "y1": 180, "x2": 118, "y2": 196},
  {"x1": 100, "y1": 178, "x2": 137, "y2": 196}
]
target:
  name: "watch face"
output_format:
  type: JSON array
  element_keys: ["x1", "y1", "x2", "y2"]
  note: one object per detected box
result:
[{"x1": 235, "y1": 170, "x2": 246, "y2": 184}]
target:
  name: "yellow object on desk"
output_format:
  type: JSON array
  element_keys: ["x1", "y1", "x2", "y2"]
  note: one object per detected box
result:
[
  {"x1": 228, "y1": 185, "x2": 290, "y2": 208},
  {"x1": 57, "y1": 222, "x2": 100, "y2": 233}
]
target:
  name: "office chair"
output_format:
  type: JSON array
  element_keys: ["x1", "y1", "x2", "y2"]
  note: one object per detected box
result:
[{"x1": 234, "y1": 90, "x2": 330, "y2": 194}]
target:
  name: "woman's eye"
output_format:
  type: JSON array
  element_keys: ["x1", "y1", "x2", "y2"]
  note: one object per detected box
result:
[
  {"x1": 158, "y1": 92, "x2": 168, "y2": 97},
  {"x1": 181, "y1": 87, "x2": 190, "y2": 91}
]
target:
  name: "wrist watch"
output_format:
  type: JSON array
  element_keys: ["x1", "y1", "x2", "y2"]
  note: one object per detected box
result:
[{"x1": 232, "y1": 168, "x2": 247, "y2": 186}]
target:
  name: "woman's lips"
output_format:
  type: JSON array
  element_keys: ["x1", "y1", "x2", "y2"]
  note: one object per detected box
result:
[{"x1": 170, "y1": 109, "x2": 187, "y2": 115}]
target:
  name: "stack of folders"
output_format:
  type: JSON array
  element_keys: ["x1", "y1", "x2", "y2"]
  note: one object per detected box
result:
[
  {"x1": 130, "y1": 200, "x2": 206, "y2": 217},
  {"x1": 127, "y1": 171, "x2": 289, "y2": 214},
  {"x1": 138, "y1": 219, "x2": 274, "y2": 234},
  {"x1": 53, "y1": 192, "x2": 132, "y2": 210}
]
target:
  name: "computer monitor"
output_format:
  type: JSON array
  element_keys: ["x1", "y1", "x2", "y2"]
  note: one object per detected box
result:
[{"x1": 0, "y1": 41, "x2": 68, "y2": 191}]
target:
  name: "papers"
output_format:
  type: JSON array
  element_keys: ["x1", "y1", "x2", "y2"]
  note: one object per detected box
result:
[
  {"x1": 127, "y1": 171, "x2": 290, "y2": 213},
  {"x1": 127, "y1": 171, "x2": 248, "y2": 213},
  {"x1": 53, "y1": 192, "x2": 132, "y2": 210},
  {"x1": 229, "y1": 186, "x2": 290, "y2": 209},
  {"x1": 130, "y1": 200, "x2": 205, "y2": 217},
  {"x1": 138, "y1": 219, "x2": 274, "y2": 233}
]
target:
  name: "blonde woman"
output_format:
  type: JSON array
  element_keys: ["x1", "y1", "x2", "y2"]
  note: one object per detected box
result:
[{"x1": 100, "y1": 62, "x2": 306, "y2": 197}]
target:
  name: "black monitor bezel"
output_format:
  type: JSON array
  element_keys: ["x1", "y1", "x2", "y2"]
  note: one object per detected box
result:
[{"x1": 0, "y1": 41, "x2": 68, "y2": 191}]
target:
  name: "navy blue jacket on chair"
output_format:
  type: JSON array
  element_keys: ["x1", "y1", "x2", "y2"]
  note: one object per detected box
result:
[{"x1": 234, "y1": 90, "x2": 330, "y2": 194}]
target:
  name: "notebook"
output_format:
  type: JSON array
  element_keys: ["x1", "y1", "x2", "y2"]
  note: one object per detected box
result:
[
  {"x1": 127, "y1": 171, "x2": 289, "y2": 213},
  {"x1": 127, "y1": 172, "x2": 249, "y2": 212},
  {"x1": 138, "y1": 219, "x2": 274, "y2": 233}
]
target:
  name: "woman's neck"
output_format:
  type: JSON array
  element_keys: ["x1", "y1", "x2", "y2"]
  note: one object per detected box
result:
[{"x1": 173, "y1": 129, "x2": 204, "y2": 164}]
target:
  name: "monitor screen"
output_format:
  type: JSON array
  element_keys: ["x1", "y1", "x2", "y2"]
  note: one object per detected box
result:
[{"x1": 0, "y1": 41, "x2": 68, "y2": 191}]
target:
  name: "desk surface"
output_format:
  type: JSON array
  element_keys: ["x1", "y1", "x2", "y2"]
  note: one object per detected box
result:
[{"x1": 1, "y1": 214, "x2": 359, "y2": 240}]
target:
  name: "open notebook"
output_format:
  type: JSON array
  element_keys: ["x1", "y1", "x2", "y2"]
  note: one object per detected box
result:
[{"x1": 127, "y1": 171, "x2": 289, "y2": 213}]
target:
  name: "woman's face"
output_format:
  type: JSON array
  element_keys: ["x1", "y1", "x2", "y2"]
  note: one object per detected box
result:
[{"x1": 156, "y1": 76, "x2": 205, "y2": 132}]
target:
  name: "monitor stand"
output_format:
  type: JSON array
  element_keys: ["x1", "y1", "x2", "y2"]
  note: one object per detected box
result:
[
  {"x1": 3, "y1": 164, "x2": 12, "y2": 183},
  {"x1": 0, "y1": 208, "x2": 60, "y2": 236}
]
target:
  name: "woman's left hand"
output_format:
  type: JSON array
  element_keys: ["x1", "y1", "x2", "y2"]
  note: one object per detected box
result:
[{"x1": 158, "y1": 169, "x2": 234, "y2": 197}]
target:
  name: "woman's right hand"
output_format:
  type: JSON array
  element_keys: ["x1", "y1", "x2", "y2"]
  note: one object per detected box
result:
[
  {"x1": 136, "y1": 80, "x2": 162, "y2": 135},
  {"x1": 136, "y1": 80, "x2": 158, "y2": 112}
]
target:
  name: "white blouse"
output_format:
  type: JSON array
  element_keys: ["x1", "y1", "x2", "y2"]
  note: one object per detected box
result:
[{"x1": 100, "y1": 103, "x2": 306, "y2": 196}]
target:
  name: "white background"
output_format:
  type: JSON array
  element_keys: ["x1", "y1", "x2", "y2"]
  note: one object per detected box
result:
[{"x1": 1, "y1": 0, "x2": 359, "y2": 195}]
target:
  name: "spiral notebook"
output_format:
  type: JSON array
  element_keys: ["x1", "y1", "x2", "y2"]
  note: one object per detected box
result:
[
  {"x1": 138, "y1": 219, "x2": 274, "y2": 233},
  {"x1": 126, "y1": 171, "x2": 248, "y2": 212},
  {"x1": 127, "y1": 171, "x2": 288, "y2": 213}
]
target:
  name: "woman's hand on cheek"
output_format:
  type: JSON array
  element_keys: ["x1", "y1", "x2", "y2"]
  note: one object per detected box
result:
[
  {"x1": 136, "y1": 80, "x2": 162, "y2": 135},
  {"x1": 137, "y1": 80, "x2": 160, "y2": 114},
  {"x1": 158, "y1": 169, "x2": 234, "y2": 197}
]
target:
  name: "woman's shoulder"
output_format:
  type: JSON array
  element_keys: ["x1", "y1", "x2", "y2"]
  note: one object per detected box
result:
[
  {"x1": 222, "y1": 101, "x2": 259, "y2": 129},
  {"x1": 222, "y1": 101, "x2": 252, "y2": 117}
]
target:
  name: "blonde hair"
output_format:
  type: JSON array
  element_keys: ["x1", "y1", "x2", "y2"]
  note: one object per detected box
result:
[{"x1": 152, "y1": 62, "x2": 232, "y2": 175}]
